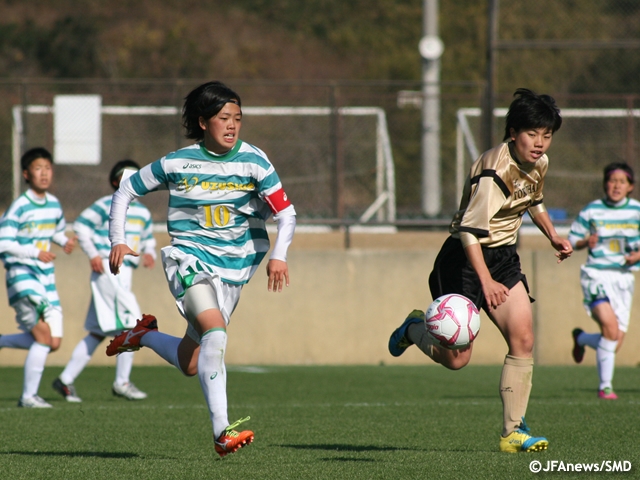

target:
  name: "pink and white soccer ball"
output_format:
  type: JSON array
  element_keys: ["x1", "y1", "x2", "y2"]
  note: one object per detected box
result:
[{"x1": 425, "y1": 293, "x2": 481, "y2": 349}]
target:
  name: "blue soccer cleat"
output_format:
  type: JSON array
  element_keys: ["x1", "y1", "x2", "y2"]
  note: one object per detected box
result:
[{"x1": 388, "y1": 309, "x2": 425, "y2": 357}]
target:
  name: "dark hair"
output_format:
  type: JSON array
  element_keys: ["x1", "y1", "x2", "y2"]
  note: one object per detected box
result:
[
  {"x1": 109, "y1": 159, "x2": 141, "y2": 190},
  {"x1": 21, "y1": 147, "x2": 52, "y2": 171},
  {"x1": 503, "y1": 88, "x2": 562, "y2": 141},
  {"x1": 603, "y1": 162, "x2": 634, "y2": 185},
  {"x1": 182, "y1": 81, "x2": 242, "y2": 140}
]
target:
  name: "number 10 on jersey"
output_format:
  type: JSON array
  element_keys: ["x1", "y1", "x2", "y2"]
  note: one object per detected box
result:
[{"x1": 203, "y1": 204, "x2": 231, "y2": 228}]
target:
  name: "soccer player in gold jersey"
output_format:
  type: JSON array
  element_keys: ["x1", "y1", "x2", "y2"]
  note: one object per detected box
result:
[{"x1": 389, "y1": 88, "x2": 573, "y2": 452}]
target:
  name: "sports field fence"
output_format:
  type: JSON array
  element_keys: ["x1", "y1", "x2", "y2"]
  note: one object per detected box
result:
[{"x1": 1, "y1": 80, "x2": 640, "y2": 226}]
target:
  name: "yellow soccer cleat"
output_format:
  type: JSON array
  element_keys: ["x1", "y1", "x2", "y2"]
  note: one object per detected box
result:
[{"x1": 500, "y1": 417, "x2": 549, "y2": 453}]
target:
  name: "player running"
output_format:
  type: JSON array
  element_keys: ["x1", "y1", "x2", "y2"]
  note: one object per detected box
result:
[
  {"x1": 569, "y1": 162, "x2": 640, "y2": 400},
  {"x1": 0, "y1": 147, "x2": 76, "y2": 407},
  {"x1": 388, "y1": 89, "x2": 572, "y2": 452},
  {"x1": 53, "y1": 159, "x2": 156, "y2": 402},
  {"x1": 106, "y1": 81, "x2": 296, "y2": 457}
]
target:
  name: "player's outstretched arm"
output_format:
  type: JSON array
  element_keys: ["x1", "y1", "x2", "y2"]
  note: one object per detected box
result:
[
  {"x1": 266, "y1": 212, "x2": 296, "y2": 292},
  {"x1": 531, "y1": 210, "x2": 573, "y2": 263},
  {"x1": 109, "y1": 243, "x2": 138, "y2": 275}
]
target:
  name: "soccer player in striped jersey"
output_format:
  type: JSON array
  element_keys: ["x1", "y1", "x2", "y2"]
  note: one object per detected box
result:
[
  {"x1": 106, "y1": 81, "x2": 296, "y2": 457},
  {"x1": 388, "y1": 89, "x2": 573, "y2": 452},
  {"x1": 0, "y1": 147, "x2": 76, "y2": 408},
  {"x1": 569, "y1": 162, "x2": 640, "y2": 400},
  {"x1": 52, "y1": 160, "x2": 156, "y2": 403}
]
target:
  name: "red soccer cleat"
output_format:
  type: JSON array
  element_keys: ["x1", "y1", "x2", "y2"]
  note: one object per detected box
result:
[
  {"x1": 106, "y1": 314, "x2": 158, "y2": 356},
  {"x1": 214, "y1": 417, "x2": 254, "y2": 458}
]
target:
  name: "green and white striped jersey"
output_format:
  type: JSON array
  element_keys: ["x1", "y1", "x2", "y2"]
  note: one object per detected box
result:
[
  {"x1": 110, "y1": 141, "x2": 296, "y2": 285},
  {"x1": 0, "y1": 189, "x2": 69, "y2": 306},
  {"x1": 74, "y1": 195, "x2": 155, "y2": 268},
  {"x1": 568, "y1": 197, "x2": 640, "y2": 271}
]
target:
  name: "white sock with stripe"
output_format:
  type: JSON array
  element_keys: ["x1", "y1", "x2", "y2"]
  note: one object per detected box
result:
[
  {"x1": 23, "y1": 342, "x2": 51, "y2": 399},
  {"x1": 60, "y1": 334, "x2": 101, "y2": 385},
  {"x1": 115, "y1": 351, "x2": 135, "y2": 385},
  {"x1": 596, "y1": 337, "x2": 618, "y2": 390},
  {"x1": 198, "y1": 329, "x2": 229, "y2": 439}
]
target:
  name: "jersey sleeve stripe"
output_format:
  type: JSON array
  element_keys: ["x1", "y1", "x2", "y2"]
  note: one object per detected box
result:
[
  {"x1": 458, "y1": 226, "x2": 490, "y2": 238},
  {"x1": 471, "y1": 169, "x2": 510, "y2": 198}
]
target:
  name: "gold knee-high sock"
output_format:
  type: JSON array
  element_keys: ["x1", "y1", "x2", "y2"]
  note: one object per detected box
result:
[{"x1": 500, "y1": 355, "x2": 533, "y2": 437}]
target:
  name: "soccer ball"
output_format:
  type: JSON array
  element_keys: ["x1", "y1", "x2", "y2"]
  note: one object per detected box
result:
[{"x1": 425, "y1": 293, "x2": 481, "y2": 349}]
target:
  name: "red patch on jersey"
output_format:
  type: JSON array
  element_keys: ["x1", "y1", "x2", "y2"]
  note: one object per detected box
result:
[{"x1": 264, "y1": 188, "x2": 291, "y2": 214}]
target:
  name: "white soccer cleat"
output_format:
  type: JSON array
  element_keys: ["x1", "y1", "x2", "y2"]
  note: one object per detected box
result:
[
  {"x1": 18, "y1": 395, "x2": 53, "y2": 408},
  {"x1": 52, "y1": 377, "x2": 82, "y2": 403},
  {"x1": 112, "y1": 382, "x2": 148, "y2": 400}
]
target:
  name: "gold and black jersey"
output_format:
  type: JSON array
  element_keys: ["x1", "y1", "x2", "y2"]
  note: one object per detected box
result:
[{"x1": 450, "y1": 142, "x2": 548, "y2": 248}]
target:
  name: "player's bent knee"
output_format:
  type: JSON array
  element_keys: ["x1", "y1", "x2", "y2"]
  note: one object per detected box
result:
[
  {"x1": 182, "y1": 365, "x2": 198, "y2": 377},
  {"x1": 438, "y1": 345, "x2": 472, "y2": 370},
  {"x1": 442, "y1": 356, "x2": 470, "y2": 371}
]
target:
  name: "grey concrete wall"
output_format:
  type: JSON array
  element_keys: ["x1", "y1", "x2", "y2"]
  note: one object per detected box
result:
[{"x1": 0, "y1": 231, "x2": 638, "y2": 368}]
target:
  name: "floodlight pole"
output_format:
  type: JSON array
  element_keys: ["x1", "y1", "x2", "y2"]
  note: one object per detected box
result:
[
  {"x1": 481, "y1": 0, "x2": 499, "y2": 152},
  {"x1": 421, "y1": 0, "x2": 443, "y2": 217}
]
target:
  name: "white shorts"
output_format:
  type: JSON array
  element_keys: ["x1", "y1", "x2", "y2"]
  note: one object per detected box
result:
[
  {"x1": 86, "y1": 260, "x2": 141, "y2": 335},
  {"x1": 161, "y1": 246, "x2": 243, "y2": 344},
  {"x1": 580, "y1": 266, "x2": 634, "y2": 332},
  {"x1": 13, "y1": 297, "x2": 63, "y2": 338}
]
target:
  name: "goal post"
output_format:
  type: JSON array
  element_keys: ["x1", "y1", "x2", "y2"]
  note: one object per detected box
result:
[
  {"x1": 456, "y1": 107, "x2": 640, "y2": 204},
  {"x1": 12, "y1": 102, "x2": 396, "y2": 224}
]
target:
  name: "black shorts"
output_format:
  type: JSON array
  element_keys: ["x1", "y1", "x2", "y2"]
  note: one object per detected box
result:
[{"x1": 428, "y1": 236, "x2": 532, "y2": 313}]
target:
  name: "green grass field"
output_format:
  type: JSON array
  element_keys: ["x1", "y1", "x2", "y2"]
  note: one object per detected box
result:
[{"x1": 0, "y1": 364, "x2": 638, "y2": 479}]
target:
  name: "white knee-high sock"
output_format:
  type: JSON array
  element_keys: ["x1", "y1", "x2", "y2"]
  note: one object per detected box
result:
[
  {"x1": 0, "y1": 332, "x2": 35, "y2": 349},
  {"x1": 198, "y1": 329, "x2": 229, "y2": 439},
  {"x1": 140, "y1": 331, "x2": 182, "y2": 373},
  {"x1": 578, "y1": 332, "x2": 601, "y2": 350},
  {"x1": 596, "y1": 337, "x2": 618, "y2": 390},
  {"x1": 115, "y1": 351, "x2": 135, "y2": 385},
  {"x1": 60, "y1": 334, "x2": 102, "y2": 385},
  {"x1": 23, "y1": 342, "x2": 51, "y2": 398}
]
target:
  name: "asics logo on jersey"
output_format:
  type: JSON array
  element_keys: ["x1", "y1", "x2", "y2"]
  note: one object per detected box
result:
[
  {"x1": 183, "y1": 163, "x2": 201, "y2": 169},
  {"x1": 210, "y1": 372, "x2": 218, "y2": 380}
]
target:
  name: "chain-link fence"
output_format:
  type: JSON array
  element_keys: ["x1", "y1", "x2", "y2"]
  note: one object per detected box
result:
[
  {"x1": 0, "y1": 80, "x2": 483, "y2": 223},
  {"x1": 1, "y1": 80, "x2": 640, "y2": 225},
  {"x1": 482, "y1": 0, "x2": 640, "y2": 221}
]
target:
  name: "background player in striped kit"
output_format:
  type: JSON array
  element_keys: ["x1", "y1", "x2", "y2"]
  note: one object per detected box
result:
[
  {"x1": 569, "y1": 162, "x2": 640, "y2": 400},
  {"x1": 52, "y1": 159, "x2": 156, "y2": 403},
  {"x1": 106, "y1": 81, "x2": 296, "y2": 457},
  {"x1": 0, "y1": 147, "x2": 76, "y2": 408}
]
